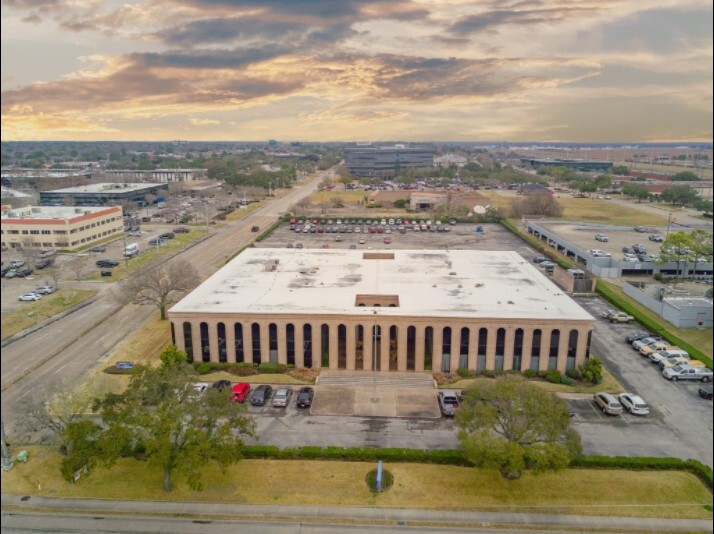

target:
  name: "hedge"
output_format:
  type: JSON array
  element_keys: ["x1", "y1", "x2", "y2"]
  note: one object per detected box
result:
[
  {"x1": 239, "y1": 446, "x2": 713, "y2": 489},
  {"x1": 596, "y1": 280, "x2": 712, "y2": 369}
]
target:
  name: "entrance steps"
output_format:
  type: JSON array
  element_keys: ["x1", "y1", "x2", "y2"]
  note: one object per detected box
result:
[{"x1": 317, "y1": 370, "x2": 435, "y2": 389}]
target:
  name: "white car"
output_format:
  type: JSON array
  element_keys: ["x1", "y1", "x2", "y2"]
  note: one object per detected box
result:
[
  {"x1": 632, "y1": 337, "x2": 660, "y2": 351},
  {"x1": 191, "y1": 382, "x2": 209, "y2": 395},
  {"x1": 272, "y1": 387, "x2": 292, "y2": 407},
  {"x1": 18, "y1": 293, "x2": 42, "y2": 301},
  {"x1": 618, "y1": 393, "x2": 649, "y2": 415},
  {"x1": 34, "y1": 285, "x2": 55, "y2": 295},
  {"x1": 622, "y1": 254, "x2": 638, "y2": 262}
]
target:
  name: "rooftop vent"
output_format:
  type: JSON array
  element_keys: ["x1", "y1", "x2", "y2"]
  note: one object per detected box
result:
[
  {"x1": 363, "y1": 252, "x2": 395, "y2": 260},
  {"x1": 355, "y1": 294, "x2": 400, "y2": 307}
]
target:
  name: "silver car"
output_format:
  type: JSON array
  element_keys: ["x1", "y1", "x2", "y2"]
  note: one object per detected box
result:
[{"x1": 272, "y1": 387, "x2": 292, "y2": 408}]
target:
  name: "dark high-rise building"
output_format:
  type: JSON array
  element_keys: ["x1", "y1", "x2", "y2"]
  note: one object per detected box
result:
[{"x1": 345, "y1": 146, "x2": 434, "y2": 177}]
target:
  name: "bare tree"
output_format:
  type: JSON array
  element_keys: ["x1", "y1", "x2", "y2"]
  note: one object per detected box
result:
[
  {"x1": 65, "y1": 255, "x2": 89, "y2": 281},
  {"x1": 510, "y1": 192, "x2": 563, "y2": 218},
  {"x1": 118, "y1": 258, "x2": 200, "y2": 319}
]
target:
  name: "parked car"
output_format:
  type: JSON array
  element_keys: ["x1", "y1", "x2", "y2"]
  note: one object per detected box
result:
[
  {"x1": 663, "y1": 364, "x2": 713, "y2": 382},
  {"x1": 632, "y1": 244, "x2": 647, "y2": 254},
  {"x1": 250, "y1": 384, "x2": 273, "y2": 406},
  {"x1": 148, "y1": 238, "x2": 169, "y2": 246},
  {"x1": 625, "y1": 331, "x2": 652, "y2": 343},
  {"x1": 437, "y1": 390, "x2": 460, "y2": 417},
  {"x1": 39, "y1": 249, "x2": 56, "y2": 258},
  {"x1": 230, "y1": 382, "x2": 251, "y2": 402},
  {"x1": 594, "y1": 233, "x2": 608, "y2": 242},
  {"x1": 593, "y1": 392, "x2": 623, "y2": 415},
  {"x1": 191, "y1": 382, "x2": 209, "y2": 395},
  {"x1": 34, "y1": 285, "x2": 55, "y2": 295},
  {"x1": 15, "y1": 268, "x2": 33, "y2": 278},
  {"x1": 650, "y1": 349, "x2": 689, "y2": 365},
  {"x1": 96, "y1": 259, "x2": 119, "y2": 267},
  {"x1": 9, "y1": 260, "x2": 25, "y2": 268},
  {"x1": 116, "y1": 361, "x2": 134, "y2": 370},
  {"x1": 639, "y1": 341, "x2": 672, "y2": 356},
  {"x1": 659, "y1": 357, "x2": 703, "y2": 370},
  {"x1": 251, "y1": 226, "x2": 260, "y2": 232},
  {"x1": 212, "y1": 380, "x2": 232, "y2": 392},
  {"x1": 18, "y1": 293, "x2": 42, "y2": 301},
  {"x1": 272, "y1": 387, "x2": 292, "y2": 408},
  {"x1": 698, "y1": 385, "x2": 713, "y2": 400},
  {"x1": 4, "y1": 270, "x2": 18, "y2": 279},
  {"x1": 296, "y1": 386, "x2": 315, "y2": 408},
  {"x1": 159, "y1": 232, "x2": 176, "y2": 240},
  {"x1": 632, "y1": 337, "x2": 661, "y2": 351},
  {"x1": 609, "y1": 312, "x2": 634, "y2": 324},
  {"x1": 36, "y1": 258, "x2": 55, "y2": 269},
  {"x1": 618, "y1": 393, "x2": 649, "y2": 415},
  {"x1": 648, "y1": 235, "x2": 663, "y2": 242},
  {"x1": 173, "y1": 227, "x2": 190, "y2": 234}
]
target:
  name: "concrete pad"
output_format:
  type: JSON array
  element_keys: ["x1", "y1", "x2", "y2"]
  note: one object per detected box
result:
[{"x1": 311, "y1": 384, "x2": 440, "y2": 419}]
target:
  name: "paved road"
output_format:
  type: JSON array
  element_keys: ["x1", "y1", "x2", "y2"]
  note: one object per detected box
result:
[{"x1": 0, "y1": 172, "x2": 328, "y2": 436}]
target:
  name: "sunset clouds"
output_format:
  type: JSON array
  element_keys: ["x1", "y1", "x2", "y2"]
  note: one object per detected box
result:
[{"x1": 1, "y1": 0, "x2": 711, "y2": 141}]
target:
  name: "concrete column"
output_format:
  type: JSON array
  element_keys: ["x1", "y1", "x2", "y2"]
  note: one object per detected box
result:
[
  {"x1": 346, "y1": 322, "x2": 356, "y2": 371},
  {"x1": 451, "y1": 326, "x2": 462, "y2": 373},
  {"x1": 329, "y1": 322, "x2": 339, "y2": 370},
  {"x1": 294, "y1": 323, "x2": 304, "y2": 368},
  {"x1": 380, "y1": 323, "x2": 391, "y2": 372},
  {"x1": 174, "y1": 322, "x2": 185, "y2": 352},
  {"x1": 539, "y1": 329, "x2": 551, "y2": 372},
  {"x1": 557, "y1": 329, "x2": 570, "y2": 373},
  {"x1": 278, "y1": 321, "x2": 287, "y2": 365},
  {"x1": 486, "y1": 327, "x2": 497, "y2": 370},
  {"x1": 226, "y1": 322, "x2": 236, "y2": 363},
  {"x1": 243, "y1": 323, "x2": 253, "y2": 364},
  {"x1": 504, "y1": 327, "x2": 516, "y2": 371},
  {"x1": 521, "y1": 328, "x2": 534, "y2": 371},
  {"x1": 363, "y1": 323, "x2": 373, "y2": 372},
  {"x1": 260, "y1": 323, "x2": 270, "y2": 364},
  {"x1": 415, "y1": 326, "x2": 425, "y2": 372},
  {"x1": 467, "y1": 327, "x2": 478, "y2": 372},
  {"x1": 312, "y1": 323, "x2": 322, "y2": 369},
  {"x1": 433, "y1": 325, "x2": 444, "y2": 372},
  {"x1": 191, "y1": 322, "x2": 202, "y2": 365},
  {"x1": 397, "y1": 325, "x2": 408, "y2": 371},
  {"x1": 208, "y1": 321, "x2": 219, "y2": 363},
  {"x1": 575, "y1": 328, "x2": 590, "y2": 368}
]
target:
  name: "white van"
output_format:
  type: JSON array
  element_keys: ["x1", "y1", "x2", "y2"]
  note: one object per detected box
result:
[
  {"x1": 650, "y1": 349, "x2": 688, "y2": 364},
  {"x1": 124, "y1": 243, "x2": 139, "y2": 257}
]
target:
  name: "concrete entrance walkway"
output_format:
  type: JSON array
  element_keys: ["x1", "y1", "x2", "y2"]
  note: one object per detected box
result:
[{"x1": 312, "y1": 371, "x2": 440, "y2": 418}]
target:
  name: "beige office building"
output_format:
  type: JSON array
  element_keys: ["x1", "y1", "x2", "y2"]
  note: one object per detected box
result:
[
  {"x1": 169, "y1": 248, "x2": 594, "y2": 372},
  {"x1": 1, "y1": 205, "x2": 124, "y2": 251},
  {"x1": 168, "y1": 249, "x2": 595, "y2": 374}
]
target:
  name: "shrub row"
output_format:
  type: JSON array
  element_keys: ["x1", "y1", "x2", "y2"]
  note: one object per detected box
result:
[
  {"x1": 571, "y1": 456, "x2": 713, "y2": 490},
  {"x1": 239, "y1": 445, "x2": 713, "y2": 489},
  {"x1": 241, "y1": 445, "x2": 471, "y2": 465},
  {"x1": 596, "y1": 281, "x2": 712, "y2": 369},
  {"x1": 500, "y1": 219, "x2": 574, "y2": 270},
  {"x1": 191, "y1": 361, "x2": 289, "y2": 376}
]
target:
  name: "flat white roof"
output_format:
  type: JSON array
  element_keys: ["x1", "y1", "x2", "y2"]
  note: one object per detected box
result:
[
  {"x1": 46, "y1": 183, "x2": 160, "y2": 194},
  {"x1": 170, "y1": 249, "x2": 593, "y2": 321},
  {"x1": 1, "y1": 205, "x2": 116, "y2": 220}
]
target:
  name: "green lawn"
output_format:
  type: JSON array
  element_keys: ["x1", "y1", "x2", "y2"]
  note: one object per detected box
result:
[
  {"x1": 3, "y1": 449, "x2": 711, "y2": 519},
  {"x1": 1, "y1": 289, "x2": 98, "y2": 340}
]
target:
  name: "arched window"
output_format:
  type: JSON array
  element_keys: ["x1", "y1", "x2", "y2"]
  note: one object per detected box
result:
[
  {"x1": 251, "y1": 323, "x2": 261, "y2": 364},
  {"x1": 303, "y1": 324, "x2": 313, "y2": 368},
  {"x1": 269, "y1": 323, "x2": 278, "y2": 364},
  {"x1": 513, "y1": 328, "x2": 524, "y2": 371},
  {"x1": 566, "y1": 330, "x2": 578, "y2": 370},
  {"x1": 441, "y1": 327, "x2": 451, "y2": 372},
  {"x1": 183, "y1": 322, "x2": 193, "y2": 362},
  {"x1": 495, "y1": 328, "x2": 505, "y2": 370},
  {"x1": 548, "y1": 329, "x2": 560, "y2": 370},
  {"x1": 170, "y1": 322, "x2": 176, "y2": 346},
  {"x1": 338, "y1": 324, "x2": 347, "y2": 369},
  {"x1": 459, "y1": 327, "x2": 469, "y2": 370},
  {"x1": 406, "y1": 326, "x2": 416, "y2": 371},
  {"x1": 217, "y1": 322, "x2": 227, "y2": 363},
  {"x1": 355, "y1": 325, "x2": 364, "y2": 370},
  {"x1": 477, "y1": 328, "x2": 488, "y2": 371},
  {"x1": 234, "y1": 323, "x2": 244, "y2": 363},
  {"x1": 530, "y1": 329, "x2": 542, "y2": 371},
  {"x1": 321, "y1": 324, "x2": 330, "y2": 367},
  {"x1": 286, "y1": 324, "x2": 295, "y2": 366},
  {"x1": 424, "y1": 326, "x2": 433, "y2": 371},
  {"x1": 200, "y1": 322, "x2": 210, "y2": 363}
]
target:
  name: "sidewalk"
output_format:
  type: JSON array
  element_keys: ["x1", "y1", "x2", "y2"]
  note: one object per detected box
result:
[{"x1": 2, "y1": 493, "x2": 711, "y2": 531}]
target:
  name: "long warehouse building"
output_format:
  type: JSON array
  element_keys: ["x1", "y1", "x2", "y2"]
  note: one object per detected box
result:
[{"x1": 168, "y1": 248, "x2": 595, "y2": 374}]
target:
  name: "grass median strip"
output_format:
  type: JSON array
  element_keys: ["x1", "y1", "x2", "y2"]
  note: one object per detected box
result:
[
  {"x1": 3, "y1": 448, "x2": 711, "y2": 519},
  {"x1": 1, "y1": 289, "x2": 97, "y2": 340}
]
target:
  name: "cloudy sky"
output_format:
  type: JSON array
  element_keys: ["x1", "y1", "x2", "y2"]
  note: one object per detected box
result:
[{"x1": 1, "y1": 0, "x2": 712, "y2": 142}]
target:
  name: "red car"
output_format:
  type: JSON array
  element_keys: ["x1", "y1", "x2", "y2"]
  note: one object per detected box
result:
[{"x1": 231, "y1": 382, "x2": 251, "y2": 402}]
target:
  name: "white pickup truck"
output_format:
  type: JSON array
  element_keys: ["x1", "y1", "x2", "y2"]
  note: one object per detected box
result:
[
  {"x1": 437, "y1": 390, "x2": 460, "y2": 417},
  {"x1": 663, "y1": 364, "x2": 712, "y2": 382}
]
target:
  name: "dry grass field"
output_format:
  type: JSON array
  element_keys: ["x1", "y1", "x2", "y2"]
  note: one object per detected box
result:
[
  {"x1": 3, "y1": 448, "x2": 711, "y2": 519},
  {"x1": 1, "y1": 289, "x2": 97, "y2": 340}
]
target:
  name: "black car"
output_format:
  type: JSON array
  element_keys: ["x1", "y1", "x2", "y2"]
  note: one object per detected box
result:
[
  {"x1": 250, "y1": 384, "x2": 273, "y2": 406},
  {"x1": 36, "y1": 258, "x2": 55, "y2": 269},
  {"x1": 89, "y1": 246, "x2": 107, "y2": 253},
  {"x1": 173, "y1": 227, "x2": 190, "y2": 234},
  {"x1": 648, "y1": 235, "x2": 663, "y2": 242},
  {"x1": 532, "y1": 256, "x2": 548, "y2": 264},
  {"x1": 699, "y1": 385, "x2": 713, "y2": 400},
  {"x1": 96, "y1": 259, "x2": 120, "y2": 267},
  {"x1": 625, "y1": 331, "x2": 652, "y2": 344},
  {"x1": 159, "y1": 232, "x2": 176, "y2": 239},
  {"x1": 251, "y1": 226, "x2": 260, "y2": 232},
  {"x1": 622, "y1": 247, "x2": 635, "y2": 254},
  {"x1": 16, "y1": 268, "x2": 33, "y2": 277},
  {"x1": 212, "y1": 380, "x2": 232, "y2": 392},
  {"x1": 296, "y1": 387, "x2": 315, "y2": 408}
]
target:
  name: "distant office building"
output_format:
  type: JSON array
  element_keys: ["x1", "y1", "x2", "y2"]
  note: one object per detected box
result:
[
  {"x1": 434, "y1": 154, "x2": 468, "y2": 168},
  {"x1": 100, "y1": 169, "x2": 207, "y2": 182},
  {"x1": 345, "y1": 146, "x2": 434, "y2": 177},
  {"x1": 520, "y1": 158, "x2": 613, "y2": 172},
  {"x1": 40, "y1": 183, "x2": 167, "y2": 207},
  {"x1": 1, "y1": 205, "x2": 123, "y2": 251}
]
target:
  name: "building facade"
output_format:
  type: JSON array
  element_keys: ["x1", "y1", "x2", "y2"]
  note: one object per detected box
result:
[
  {"x1": 168, "y1": 249, "x2": 595, "y2": 374},
  {"x1": 345, "y1": 146, "x2": 434, "y2": 177},
  {"x1": 520, "y1": 158, "x2": 614, "y2": 172},
  {"x1": 99, "y1": 169, "x2": 208, "y2": 182},
  {"x1": 1, "y1": 205, "x2": 123, "y2": 250},
  {"x1": 39, "y1": 183, "x2": 168, "y2": 207}
]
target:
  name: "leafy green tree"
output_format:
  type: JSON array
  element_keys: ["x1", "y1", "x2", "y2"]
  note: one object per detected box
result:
[
  {"x1": 594, "y1": 175, "x2": 612, "y2": 191},
  {"x1": 610, "y1": 165, "x2": 629, "y2": 175},
  {"x1": 660, "y1": 185, "x2": 699, "y2": 207},
  {"x1": 160, "y1": 344, "x2": 188, "y2": 368},
  {"x1": 95, "y1": 362, "x2": 256, "y2": 491},
  {"x1": 578, "y1": 357, "x2": 603, "y2": 384},
  {"x1": 622, "y1": 184, "x2": 650, "y2": 202},
  {"x1": 455, "y1": 376, "x2": 582, "y2": 480},
  {"x1": 694, "y1": 199, "x2": 713, "y2": 217},
  {"x1": 659, "y1": 231, "x2": 693, "y2": 279},
  {"x1": 671, "y1": 171, "x2": 699, "y2": 181},
  {"x1": 688, "y1": 229, "x2": 714, "y2": 277}
]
